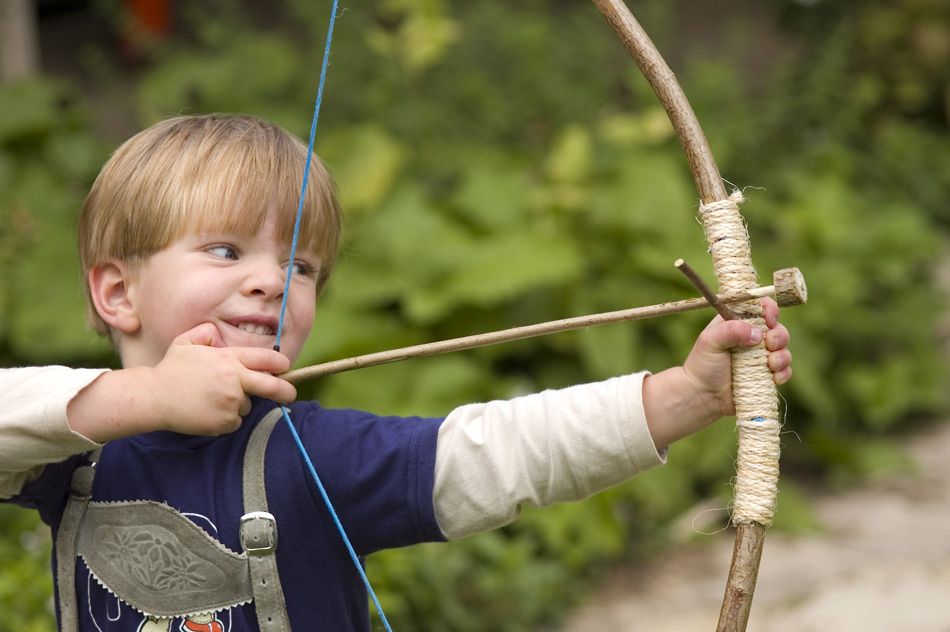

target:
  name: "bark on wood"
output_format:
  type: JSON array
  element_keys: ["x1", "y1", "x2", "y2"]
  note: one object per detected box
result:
[{"x1": 717, "y1": 523, "x2": 767, "y2": 632}]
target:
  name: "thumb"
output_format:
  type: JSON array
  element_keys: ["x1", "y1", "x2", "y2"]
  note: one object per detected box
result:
[
  {"x1": 703, "y1": 319, "x2": 764, "y2": 354},
  {"x1": 174, "y1": 322, "x2": 227, "y2": 348}
]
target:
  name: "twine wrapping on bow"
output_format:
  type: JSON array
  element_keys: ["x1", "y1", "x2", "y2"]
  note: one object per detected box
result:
[{"x1": 700, "y1": 191, "x2": 781, "y2": 527}]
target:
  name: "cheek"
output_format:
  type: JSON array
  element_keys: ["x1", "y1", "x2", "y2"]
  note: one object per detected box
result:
[
  {"x1": 281, "y1": 301, "x2": 315, "y2": 364},
  {"x1": 295, "y1": 300, "x2": 316, "y2": 334},
  {"x1": 290, "y1": 295, "x2": 316, "y2": 338},
  {"x1": 152, "y1": 276, "x2": 223, "y2": 334}
]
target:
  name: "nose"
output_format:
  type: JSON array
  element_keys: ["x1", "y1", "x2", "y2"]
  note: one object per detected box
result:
[{"x1": 242, "y1": 259, "x2": 286, "y2": 300}]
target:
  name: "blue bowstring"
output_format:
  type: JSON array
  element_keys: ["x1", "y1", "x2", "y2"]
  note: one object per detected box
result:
[
  {"x1": 279, "y1": 405, "x2": 393, "y2": 630},
  {"x1": 274, "y1": 0, "x2": 338, "y2": 352},
  {"x1": 273, "y1": 3, "x2": 395, "y2": 630}
]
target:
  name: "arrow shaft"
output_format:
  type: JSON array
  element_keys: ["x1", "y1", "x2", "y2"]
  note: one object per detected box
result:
[{"x1": 282, "y1": 284, "x2": 782, "y2": 384}]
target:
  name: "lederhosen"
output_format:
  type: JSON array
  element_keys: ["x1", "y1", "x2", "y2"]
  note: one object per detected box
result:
[{"x1": 54, "y1": 408, "x2": 291, "y2": 631}]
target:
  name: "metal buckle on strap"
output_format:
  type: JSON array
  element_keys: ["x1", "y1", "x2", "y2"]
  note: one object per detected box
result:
[{"x1": 240, "y1": 511, "x2": 278, "y2": 556}]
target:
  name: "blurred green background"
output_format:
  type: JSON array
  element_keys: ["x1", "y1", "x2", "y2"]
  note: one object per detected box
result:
[{"x1": 2, "y1": 0, "x2": 949, "y2": 630}]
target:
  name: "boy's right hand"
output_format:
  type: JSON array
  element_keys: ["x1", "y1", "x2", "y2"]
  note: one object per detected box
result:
[
  {"x1": 67, "y1": 323, "x2": 296, "y2": 442},
  {"x1": 149, "y1": 323, "x2": 297, "y2": 434}
]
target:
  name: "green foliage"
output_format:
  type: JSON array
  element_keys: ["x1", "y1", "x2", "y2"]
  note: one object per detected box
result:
[
  {"x1": 138, "y1": 31, "x2": 312, "y2": 132},
  {"x1": 755, "y1": 172, "x2": 946, "y2": 433},
  {"x1": 702, "y1": 0, "x2": 950, "y2": 472},
  {"x1": 368, "y1": 533, "x2": 577, "y2": 632},
  {"x1": 0, "y1": 78, "x2": 113, "y2": 366},
  {"x1": 2, "y1": 1, "x2": 949, "y2": 630},
  {"x1": 0, "y1": 505, "x2": 55, "y2": 632}
]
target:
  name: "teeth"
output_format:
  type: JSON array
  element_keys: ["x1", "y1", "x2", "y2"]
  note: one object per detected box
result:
[{"x1": 237, "y1": 323, "x2": 274, "y2": 336}]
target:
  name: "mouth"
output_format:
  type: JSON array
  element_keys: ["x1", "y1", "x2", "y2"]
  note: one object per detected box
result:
[
  {"x1": 236, "y1": 322, "x2": 276, "y2": 336},
  {"x1": 226, "y1": 316, "x2": 279, "y2": 339}
]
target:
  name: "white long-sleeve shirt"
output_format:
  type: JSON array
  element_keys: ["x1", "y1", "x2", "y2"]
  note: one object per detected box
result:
[
  {"x1": 0, "y1": 367, "x2": 107, "y2": 500},
  {"x1": 0, "y1": 366, "x2": 665, "y2": 538}
]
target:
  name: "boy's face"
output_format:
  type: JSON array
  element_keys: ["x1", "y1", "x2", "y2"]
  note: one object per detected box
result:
[{"x1": 118, "y1": 208, "x2": 319, "y2": 368}]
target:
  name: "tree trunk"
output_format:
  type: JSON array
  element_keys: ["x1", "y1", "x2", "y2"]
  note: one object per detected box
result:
[{"x1": 0, "y1": 0, "x2": 40, "y2": 81}]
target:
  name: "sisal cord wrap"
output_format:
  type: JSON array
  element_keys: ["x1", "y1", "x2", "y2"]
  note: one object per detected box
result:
[{"x1": 699, "y1": 191, "x2": 780, "y2": 527}]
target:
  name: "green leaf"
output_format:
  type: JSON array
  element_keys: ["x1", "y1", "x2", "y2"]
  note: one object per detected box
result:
[
  {"x1": 405, "y1": 230, "x2": 584, "y2": 323},
  {"x1": 320, "y1": 125, "x2": 405, "y2": 213},
  {"x1": 450, "y1": 153, "x2": 529, "y2": 231},
  {"x1": 0, "y1": 79, "x2": 65, "y2": 142}
]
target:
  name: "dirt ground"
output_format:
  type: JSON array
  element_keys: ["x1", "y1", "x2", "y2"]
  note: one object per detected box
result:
[{"x1": 559, "y1": 421, "x2": 950, "y2": 632}]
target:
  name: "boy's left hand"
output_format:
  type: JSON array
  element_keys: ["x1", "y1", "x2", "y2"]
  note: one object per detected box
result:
[
  {"x1": 683, "y1": 297, "x2": 792, "y2": 419},
  {"x1": 643, "y1": 297, "x2": 791, "y2": 450}
]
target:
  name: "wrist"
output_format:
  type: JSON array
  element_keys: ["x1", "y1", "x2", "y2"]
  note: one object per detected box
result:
[{"x1": 642, "y1": 367, "x2": 722, "y2": 450}]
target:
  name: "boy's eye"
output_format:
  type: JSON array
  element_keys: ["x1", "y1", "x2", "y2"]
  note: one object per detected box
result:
[
  {"x1": 289, "y1": 260, "x2": 316, "y2": 277},
  {"x1": 207, "y1": 245, "x2": 238, "y2": 260}
]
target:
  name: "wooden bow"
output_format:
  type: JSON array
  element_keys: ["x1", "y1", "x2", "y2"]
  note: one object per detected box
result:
[
  {"x1": 281, "y1": 3, "x2": 794, "y2": 628},
  {"x1": 590, "y1": 1, "x2": 782, "y2": 630}
]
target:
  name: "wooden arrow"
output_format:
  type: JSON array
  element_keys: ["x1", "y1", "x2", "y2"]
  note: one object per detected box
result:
[{"x1": 282, "y1": 266, "x2": 804, "y2": 384}]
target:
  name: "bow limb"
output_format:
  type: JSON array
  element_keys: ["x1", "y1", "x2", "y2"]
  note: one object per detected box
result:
[{"x1": 589, "y1": 2, "x2": 781, "y2": 631}]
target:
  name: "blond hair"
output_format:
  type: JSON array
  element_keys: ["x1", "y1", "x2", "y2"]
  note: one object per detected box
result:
[{"x1": 78, "y1": 113, "x2": 342, "y2": 336}]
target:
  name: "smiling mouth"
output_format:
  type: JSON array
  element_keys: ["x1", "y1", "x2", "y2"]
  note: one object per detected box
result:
[{"x1": 236, "y1": 322, "x2": 276, "y2": 336}]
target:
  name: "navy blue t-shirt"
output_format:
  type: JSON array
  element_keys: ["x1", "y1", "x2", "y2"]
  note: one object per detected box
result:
[{"x1": 10, "y1": 397, "x2": 446, "y2": 631}]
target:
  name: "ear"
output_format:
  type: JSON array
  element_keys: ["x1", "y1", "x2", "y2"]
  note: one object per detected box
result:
[{"x1": 88, "y1": 260, "x2": 141, "y2": 334}]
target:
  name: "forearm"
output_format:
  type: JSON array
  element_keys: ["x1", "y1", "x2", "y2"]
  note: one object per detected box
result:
[
  {"x1": 432, "y1": 372, "x2": 666, "y2": 540},
  {"x1": 0, "y1": 367, "x2": 107, "y2": 499},
  {"x1": 65, "y1": 366, "x2": 173, "y2": 443}
]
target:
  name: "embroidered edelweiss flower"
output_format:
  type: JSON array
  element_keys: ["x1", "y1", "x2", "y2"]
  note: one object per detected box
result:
[
  {"x1": 97, "y1": 526, "x2": 211, "y2": 591},
  {"x1": 151, "y1": 549, "x2": 209, "y2": 591}
]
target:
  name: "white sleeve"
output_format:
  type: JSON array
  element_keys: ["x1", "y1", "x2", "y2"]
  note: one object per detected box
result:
[
  {"x1": 0, "y1": 366, "x2": 108, "y2": 499},
  {"x1": 433, "y1": 372, "x2": 667, "y2": 540}
]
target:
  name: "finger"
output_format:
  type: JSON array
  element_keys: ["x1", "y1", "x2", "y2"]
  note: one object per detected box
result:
[
  {"x1": 174, "y1": 322, "x2": 226, "y2": 348},
  {"x1": 767, "y1": 345, "x2": 792, "y2": 385},
  {"x1": 765, "y1": 323, "x2": 790, "y2": 352},
  {"x1": 760, "y1": 297, "x2": 780, "y2": 329},
  {"x1": 240, "y1": 370, "x2": 298, "y2": 404},
  {"x1": 772, "y1": 365, "x2": 792, "y2": 386},
  {"x1": 238, "y1": 396, "x2": 253, "y2": 417},
  {"x1": 230, "y1": 347, "x2": 292, "y2": 375},
  {"x1": 768, "y1": 348, "x2": 792, "y2": 374}
]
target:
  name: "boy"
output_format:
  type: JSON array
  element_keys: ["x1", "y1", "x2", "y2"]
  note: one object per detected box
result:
[{"x1": 0, "y1": 114, "x2": 791, "y2": 632}]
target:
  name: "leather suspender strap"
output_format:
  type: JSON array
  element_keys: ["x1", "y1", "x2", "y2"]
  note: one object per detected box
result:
[
  {"x1": 241, "y1": 407, "x2": 292, "y2": 631},
  {"x1": 55, "y1": 448, "x2": 102, "y2": 632},
  {"x1": 55, "y1": 408, "x2": 292, "y2": 631}
]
